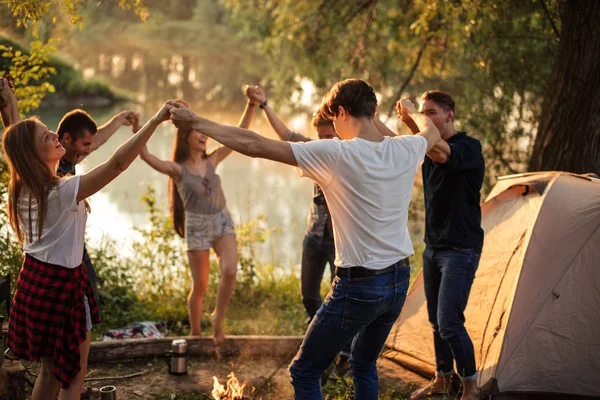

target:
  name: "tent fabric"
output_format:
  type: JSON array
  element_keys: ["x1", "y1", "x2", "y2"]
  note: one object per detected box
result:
[{"x1": 385, "y1": 172, "x2": 600, "y2": 397}]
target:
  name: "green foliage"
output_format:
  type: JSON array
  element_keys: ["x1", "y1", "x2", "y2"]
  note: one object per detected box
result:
[
  {"x1": 5, "y1": 0, "x2": 149, "y2": 36},
  {"x1": 222, "y1": 0, "x2": 560, "y2": 187},
  {"x1": 48, "y1": 0, "x2": 267, "y2": 110},
  {"x1": 0, "y1": 34, "x2": 123, "y2": 109},
  {"x1": 0, "y1": 39, "x2": 56, "y2": 114},
  {"x1": 85, "y1": 186, "x2": 306, "y2": 338},
  {"x1": 1, "y1": 0, "x2": 148, "y2": 113},
  {"x1": 0, "y1": 159, "x2": 24, "y2": 301}
]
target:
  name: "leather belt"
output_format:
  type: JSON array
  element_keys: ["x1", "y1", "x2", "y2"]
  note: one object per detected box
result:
[{"x1": 335, "y1": 257, "x2": 410, "y2": 279}]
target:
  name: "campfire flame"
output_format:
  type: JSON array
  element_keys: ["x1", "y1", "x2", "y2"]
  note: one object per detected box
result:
[{"x1": 212, "y1": 372, "x2": 248, "y2": 400}]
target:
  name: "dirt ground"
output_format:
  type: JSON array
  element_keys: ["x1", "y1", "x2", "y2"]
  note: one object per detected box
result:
[
  {"x1": 84, "y1": 356, "x2": 435, "y2": 399},
  {"x1": 22, "y1": 354, "x2": 443, "y2": 399}
]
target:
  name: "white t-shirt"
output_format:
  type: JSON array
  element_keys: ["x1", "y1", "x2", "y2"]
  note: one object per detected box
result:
[
  {"x1": 291, "y1": 135, "x2": 428, "y2": 269},
  {"x1": 20, "y1": 176, "x2": 87, "y2": 268}
]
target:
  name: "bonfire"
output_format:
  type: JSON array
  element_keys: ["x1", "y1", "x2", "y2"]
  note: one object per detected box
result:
[{"x1": 212, "y1": 372, "x2": 252, "y2": 400}]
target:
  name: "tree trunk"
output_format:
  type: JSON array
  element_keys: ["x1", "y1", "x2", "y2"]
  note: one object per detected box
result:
[
  {"x1": 529, "y1": 0, "x2": 600, "y2": 175},
  {"x1": 88, "y1": 335, "x2": 303, "y2": 362}
]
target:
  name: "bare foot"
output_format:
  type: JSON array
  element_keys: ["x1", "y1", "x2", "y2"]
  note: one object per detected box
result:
[
  {"x1": 410, "y1": 376, "x2": 455, "y2": 400},
  {"x1": 211, "y1": 313, "x2": 226, "y2": 346}
]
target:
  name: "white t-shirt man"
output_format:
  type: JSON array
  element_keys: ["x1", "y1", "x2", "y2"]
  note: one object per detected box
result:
[
  {"x1": 290, "y1": 134, "x2": 428, "y2": 270},
  {"x1": 20, "y1": 176, "x2": 87, "y2": 268}
]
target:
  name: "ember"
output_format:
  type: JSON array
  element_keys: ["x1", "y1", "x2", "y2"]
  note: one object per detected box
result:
[{"x1": 212, "y1": 372, "x2": 251, "y2": 400}]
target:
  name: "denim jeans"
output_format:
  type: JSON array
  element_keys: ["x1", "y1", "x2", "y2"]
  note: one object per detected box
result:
[
  {"x1": 289, "y1": 261, "x2": 410, "y2": 400},
  {"x1": 301, "y1": 233, "x2": 336, "y2": 320},
  {"x1": 83, "y1": 245, "x2": 99, "y2": 303},
  {"x1": 422, "y1": 246, "x2": 480, "y2": 380}
]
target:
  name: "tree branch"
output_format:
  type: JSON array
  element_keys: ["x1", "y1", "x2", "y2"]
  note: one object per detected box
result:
[
  {"x1": 351, "y1": 0, "x2": 378, "y2": 73},
  {"x1": 538, "y1": 0, "x2": 560, "y2": 39},
  {"x1": 488, "y1": 139, "x2": 519, "y2": 174},
  {"x1": 342, "y1": 0, "x2": 373, "y2": 25},
  {"x1": 387, "y1": 35, "x2": 433, "y2": 119},
  {"x1": 85, "y1": 371, "x2": 147, "y2": 382}
]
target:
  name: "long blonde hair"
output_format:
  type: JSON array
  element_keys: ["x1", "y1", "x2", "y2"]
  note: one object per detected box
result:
[{"x1": 2, "y1": 119, "x2": 61, "y2": 242}]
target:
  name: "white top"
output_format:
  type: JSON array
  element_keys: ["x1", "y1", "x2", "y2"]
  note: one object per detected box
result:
[
  {"x1": 20, "y1": 176, "x2": 87, "y2": 268},
  {"x1": 290, "y1": 135, "x2": 428, "y2": 269}
]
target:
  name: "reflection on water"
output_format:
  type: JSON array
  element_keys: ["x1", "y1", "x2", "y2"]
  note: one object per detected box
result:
[{"x1": 37, "y1": 106, "x2": 316, "y2": 265}]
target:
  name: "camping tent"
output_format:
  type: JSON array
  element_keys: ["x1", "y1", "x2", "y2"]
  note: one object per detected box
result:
[{"x1": 385, "y1": 172, "x2": 600, "y2": 398}]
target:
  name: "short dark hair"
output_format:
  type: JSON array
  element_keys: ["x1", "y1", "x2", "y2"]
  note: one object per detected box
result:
[
  {"x1": 421, "y1": 90, "x2": 455, "y2": 113},
  {"x1": 311, "y1": 111, "x2": 333, "y2": 128},
  {"x1": 319, "y1": 79, "x2": 377, "y2": 120},
  {"x1": 56, "y1": 109, "x2": 98, "y2": 141}
]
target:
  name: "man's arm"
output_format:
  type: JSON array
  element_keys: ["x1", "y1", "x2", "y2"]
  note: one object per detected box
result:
[
  {"x1": 398, "y1": 99, "x2": 440, "y2": 153},
  {"x1": 77, "y1": 104, "x2": 171, "y2": 202},
  {"x1": 170, "y1": 105, "x2": 297, "y2": 166},
  {"x1": 400, "y1": 112, "x2": 450, "y2": 163},
  {"x1": 210, "y1": 99, "x2": 256, "y2": 167},
  {"x1": 89, "y1": 110, "x2": 136, "y2": 152},
  {"x1": 373, "y1": 110, "x2": 397, "y2": 137}
]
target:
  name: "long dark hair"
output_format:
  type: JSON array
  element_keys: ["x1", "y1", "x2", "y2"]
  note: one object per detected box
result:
[
  {"x1": 2, "y1": 119, "x2": 61, "y2": 242},
  {"x1": 169, "y1": 127, "x2": 208, "y2": 238}
]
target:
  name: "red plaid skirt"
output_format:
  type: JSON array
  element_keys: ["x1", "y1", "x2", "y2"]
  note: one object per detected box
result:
[{"x1": 6, "y1": 254, "x2": 102, "y2": 389}]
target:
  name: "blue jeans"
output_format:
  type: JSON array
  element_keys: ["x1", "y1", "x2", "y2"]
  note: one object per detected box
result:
[
  {"x1": 301, "y1": 233, "x2": 336, "y2": 320},
  {"x1": 422, "y1": 246, "x2": 480, "y2": 380},
  {"x1": 289, "y1": 261, "x2": 410, "y2": 400}
]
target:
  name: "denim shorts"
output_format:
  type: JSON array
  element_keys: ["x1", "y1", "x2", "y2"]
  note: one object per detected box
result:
[{"x1": 184, "y1": 209, "x2": 235, "y2": 251}]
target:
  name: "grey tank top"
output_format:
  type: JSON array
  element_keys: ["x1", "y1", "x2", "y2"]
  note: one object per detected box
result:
[{"x1": 176, "y1": 162, "x2": 227, "y2": 214}]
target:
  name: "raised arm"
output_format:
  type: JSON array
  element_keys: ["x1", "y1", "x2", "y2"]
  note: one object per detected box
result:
[
  {"x1": 0, "y1": 77, "x2": 20, "y2": 128},
  {"x1": 76, "y1": 103, "x2": 172, "y2": 202},
  {"x1": 398, "y1": 99, "x2": 441, "y2": 153},
  {"x1": 373, "y1": 108, "x2": 397, "y2": 137},
  {"x1": 398, "y1": 111, "x2": 450, "y2": 163},
  {"x1": 246, "y1": 85, "x2": 311, "y2": 142},
  {"x1": 131, "y1": 112, "x2": 182, "y2": 179},
  {"x1": 88, "y1": 109, "x2": 137, "y2": 152},
  {"x1": 169, "y1": 103, "x2": 297, "y2": 167},
  {"x1": 209, "y1": 98, "x2": 257, "y2": 167}
]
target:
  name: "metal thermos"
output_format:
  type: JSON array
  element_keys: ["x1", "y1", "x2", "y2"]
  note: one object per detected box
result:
[
  {"x1": 167, "y1": 338, "x2": 188, "y2": 375},
  {"x1": 99, "y1": 385, "x2": 117, "y2": 400}
]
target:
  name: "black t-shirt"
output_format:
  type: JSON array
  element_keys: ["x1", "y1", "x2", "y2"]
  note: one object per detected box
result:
[
  {"x1": 57, "y1": 159, "x2": 76, "y2": 176},
  {"x1": 422, "y1": 132, "x2": 485, "y2": 251}
]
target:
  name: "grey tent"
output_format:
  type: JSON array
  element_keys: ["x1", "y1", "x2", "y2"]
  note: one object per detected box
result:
[{"x1": 385, "y1": 172, "x2": 600, "y2": 399}]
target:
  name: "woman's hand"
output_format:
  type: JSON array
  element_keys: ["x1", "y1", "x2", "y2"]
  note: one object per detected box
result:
[
  {"x1": 0, "y1": 77, "x2": 15, "y2": 108},
  {"x1": 130, "y1": 111, "x2": 142, "y2": 133},
  {"x1": 253, "y1": 86, "x2": 267, "y2": 104},
  {"x1": 154, "y1": 102, "x2": 174, "y2": 123}
]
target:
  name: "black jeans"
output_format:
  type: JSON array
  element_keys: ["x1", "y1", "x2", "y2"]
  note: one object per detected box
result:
[
  {"x1": 83, "y1": 246, "x2": 99, "y2": 303},
  {"x1": 423, "y1": 246, "x2": 480, "y2": 380},
  {"x1": 301, "y1": 233, "x2": 335, "y2": 320}
]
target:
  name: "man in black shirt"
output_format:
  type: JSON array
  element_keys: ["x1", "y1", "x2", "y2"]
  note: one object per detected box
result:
[{"x1": 399, "y1": 91, "x2": 484, "y2": 400}]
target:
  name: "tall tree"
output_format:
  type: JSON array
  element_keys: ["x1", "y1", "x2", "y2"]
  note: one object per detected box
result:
[
  {"x1": 529, "y1": 0, "x2": 600, "y2": 174},
  {"x1": 222, "y1": 0, "x2": 559, "y2": 184}
]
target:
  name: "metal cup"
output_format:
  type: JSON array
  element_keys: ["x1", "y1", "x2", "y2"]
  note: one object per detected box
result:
[{"x1": 100, "y1": 385, "x2": 117, "y2": 400}]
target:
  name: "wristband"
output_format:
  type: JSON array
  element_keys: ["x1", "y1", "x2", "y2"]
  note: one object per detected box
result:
[{"x1": 259, "y1": 99, "x2": 268, "y2": 109}]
